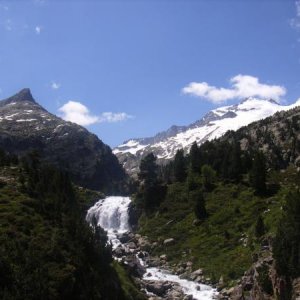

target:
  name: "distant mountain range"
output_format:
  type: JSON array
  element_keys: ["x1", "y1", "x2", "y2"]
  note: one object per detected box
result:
[
  {"x1": 114, "y1": 97, "x2": 300, "y2": 175},
  {"x1": 0, "y1": 88, "x2": 126, "y2": 192}
]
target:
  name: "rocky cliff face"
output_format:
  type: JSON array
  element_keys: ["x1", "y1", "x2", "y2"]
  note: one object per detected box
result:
[
  {"x1": 0, "y1": 89, "x2": 126, "y2": 192},
  {"x1": 114, "y1": 98, "x2": 300, "y2": 176},
  {"x1": 221, "y1": 105, "x2": 300, "y2": 170},
  {"x1": 219, "y1": 239, "x2": 300, "y2": 300}
]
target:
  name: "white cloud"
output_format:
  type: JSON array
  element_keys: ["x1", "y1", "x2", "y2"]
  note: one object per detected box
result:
[
  {"x1": 99, "y1": 112, "x2": 133, "y2": 123},
  {"x1": 182, "y1": 75, "x2": 286, "y2": 104},
  {"x1": 290, "y1": 0, "x2": 300, "y2": 29},
  {"x1": 35, "y1": 26, "x2": 42, "y2": 34},
  {"x1": 51, "y1": 81, "x2": 61, "y2": 90},
  {"x1": 58, "y1": 101, "x2": 99, "y2": 126},
  {"x1": 58, "y1": 101, "x2": 133, "y2": 126}
]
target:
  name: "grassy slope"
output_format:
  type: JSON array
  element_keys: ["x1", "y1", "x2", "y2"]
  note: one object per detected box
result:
[
  {"x1": 113, "y1": 262, "x2": 146, "y2": 300},
  {"x1": 138, "y1": 168, "x2": 298, "y2": 285},
  {"x1": 0, "y1": 165, "x2": 143, "y2": 300}
]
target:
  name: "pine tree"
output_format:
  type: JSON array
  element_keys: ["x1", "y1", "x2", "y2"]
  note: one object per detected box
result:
[
  {"x1": 228, "y1": 142, "x2": 242, "y2": 182},
  {"x1": 189, "y1": 142, "x2": 201, "y2": 173},
  {"x1": 173, "y1": 149, "x2": 187, "y2": 182},
  {"x1": 221, "y1": 142, "x2": 242, "y2": 182},
  {"x1": 186, "y1": 170, "x2": 198, "y2": 191},
  {"x1": 255, "y1": 215, "x2": 265, "y2": 238},
  {"x1": 273, "y1": 190, "x2": 300, "y2": 278},
  {"x1": 138, "y1": 153, "x2": 158, "y2": 185},
  {"x1": 193, "y1": 190, "x2": 208, "y2": 220},
  {"x1": 201, "y1": 164, "x2": 216, "y2": 191},
  {"x1": 249, "y1": 151, "x2": 266, "y2": 194},
  {"x1": 138, "y1": 153, "x2": 166, "y2": 211}
]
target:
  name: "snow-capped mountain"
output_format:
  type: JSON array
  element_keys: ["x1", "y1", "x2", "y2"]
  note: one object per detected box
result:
[{"x1": 113, "y1": 97, "x2": 300, "y2": 175}]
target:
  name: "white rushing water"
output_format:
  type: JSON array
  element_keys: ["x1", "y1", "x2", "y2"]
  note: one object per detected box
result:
[
  {"x1": 86, "y1": 196, "x2": 217, "y2": 300},
  {"x1": 143, "y1": 268, "x2": 216, "y2": 300},
  {"x1": 86, "y1": 196, "x2": 131, "y2": 248}
]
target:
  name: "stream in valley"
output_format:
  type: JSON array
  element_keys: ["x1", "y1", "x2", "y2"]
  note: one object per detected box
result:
[{"x1": 86, "y1": 196, "x2": 217, "y2": 300}]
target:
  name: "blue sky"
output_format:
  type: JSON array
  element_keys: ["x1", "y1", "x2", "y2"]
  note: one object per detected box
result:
[{"x1": 0, "y1": 0, "x2": 300, "y2": 147}]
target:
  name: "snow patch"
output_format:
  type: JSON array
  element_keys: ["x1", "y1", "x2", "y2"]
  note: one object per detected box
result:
[
  {"x1": 113, "y1": 140, "x2": 148, "y2": 155},
  {"x1": 16, "y1": 119, "x2": 37, "y2": 122},
  {"x1": 114, "y1": 98, "x2": 300, "y2": 160}
]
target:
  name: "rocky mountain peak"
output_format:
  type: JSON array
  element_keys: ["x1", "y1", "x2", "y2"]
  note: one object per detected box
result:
[
  {"x1": 0, "y1": 88, "x2": 36, "y2": 107},
  {"x1": 114, "y1": 97, "x2": 300, "y2": 176},
  {"x1": 239, "y1": 97, "x2": 279, "y2": 105},
  {"x1": 0, "y1": 89, "x2": 126, "y2": 192}
]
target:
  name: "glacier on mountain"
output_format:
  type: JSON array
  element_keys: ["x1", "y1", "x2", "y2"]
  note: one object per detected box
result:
[{"x1": 113, "y1": 97, "x2": 300, "y2": 175}]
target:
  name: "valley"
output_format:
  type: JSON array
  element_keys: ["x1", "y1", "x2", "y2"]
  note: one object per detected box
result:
[
  {"x1": 1, "y1": 1, "x2": 299, "y2": 299},
  {"x1": 1, "y1": 89, "x2": 300, "y2": 299}
]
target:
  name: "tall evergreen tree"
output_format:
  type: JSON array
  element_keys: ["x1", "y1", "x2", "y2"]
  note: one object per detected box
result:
[
  {"x1": 201, "y1": 164, "x2": 216, "y2": 191},
  {"x1": 138, "y1": 153, "x2": 158, "y2": 185},
  {"x1": 249, "y1": 151, "x2": 266, "y2": 194},
  {"x1": 138, "y1": 153, "x2": 166, "y2": 211},
  {"x1": 220, "y1": 142, "x2": 242, "y2": 182},
  {"x1": 189, "y1": 142, "x2": 201, "y2": 173},
  {"x1": 273, "y1": 190, "x2": 300, "y2": 278},
  {"x1": 255, "y1": 215, "x2": 265, "y2": 238},
  {"x1": 228, "y1": 142, "x2": 242, "y2": 182},
  {"x1": 173, "y1": 149, "x2": 187, "y2": 182},
  {"x1": 193, "y1": 189, "x2": 208, "y2": 220}
]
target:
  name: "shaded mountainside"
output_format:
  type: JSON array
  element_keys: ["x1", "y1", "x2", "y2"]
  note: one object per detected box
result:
[
  {"x1": 0, "y1": 89, "x2": 126, "y2": 192},
  {"x1": 114, "y1": 98, "x2": 300, "y2": 176}
]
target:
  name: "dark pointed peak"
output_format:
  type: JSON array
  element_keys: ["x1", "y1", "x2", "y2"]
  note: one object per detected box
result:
[
  {"x1": 14, "y1": 88, "x2": 35, "y2": 102},
  {"x1": 0, "y1": 88, "x2": 36, "y2": 106}
]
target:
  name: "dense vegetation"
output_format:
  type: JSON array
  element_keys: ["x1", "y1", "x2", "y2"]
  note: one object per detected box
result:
[
  {"x1": 134, "y1": 138, "x2": 300, "y2": 291},
  {"x1": 0, "y1": 150, "x2": 137, "y2": 300},
  {"x1": 273, "y1": 190, "x2": 300, "y2": 299}
]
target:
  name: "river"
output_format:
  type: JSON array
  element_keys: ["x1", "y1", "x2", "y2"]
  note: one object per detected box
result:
[{"x1": 86, "y1": 196, "x2": 217, "y2": 300}]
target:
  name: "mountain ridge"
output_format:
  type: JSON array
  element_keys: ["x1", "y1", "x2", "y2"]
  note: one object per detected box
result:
[
  {"x1": 114, "y1": 97, "x2": 300, "y2": 176},
  {"x1": 0, "y1": 89, "x2": 126, "y2": 192}
]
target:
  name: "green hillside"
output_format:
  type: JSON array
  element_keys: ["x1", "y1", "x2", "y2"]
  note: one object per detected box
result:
[{"x1": 0, "y1": 151, "x2": 141, "y2": 300}]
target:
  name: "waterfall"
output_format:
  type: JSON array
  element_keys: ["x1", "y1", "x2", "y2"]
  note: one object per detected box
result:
[
  {"x1": 86, "y1": 196, "x2": 217, "y2": 300},
  {"x1": 86, "y1": 196, "x2": 131, "y2": 248}
]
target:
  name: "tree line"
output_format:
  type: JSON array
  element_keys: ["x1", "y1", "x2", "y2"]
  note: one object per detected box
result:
[
  {"x1": 0, "y1": 149, "x2": 127, "y2": 300},
  {"x1": 136, "y1": 139, "x2": 267, "y2": 217}
]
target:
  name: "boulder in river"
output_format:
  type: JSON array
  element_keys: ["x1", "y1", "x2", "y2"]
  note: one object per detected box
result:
[
  {"x1": 123, "y1": 255, "x2": 146, "y2": 277},
  {"x1": 138, "y1": 237, "x2": 151, "y2": 251},
  {"x1": 113, "y1": 245, "x2": 124, "y2": 257},
  {"x1": 160, "y1": 254, "x2": 167, "y2": 260},
  {"x1": 146, "y1": 281, "x2": 169, "y2": 296},
  {"x1": 126, "y1": 241, "x2": 138, "y2": 249},
  {"x1": 117, "y1": 232, "x2": 131, "y2": 243},
  {"x1": 191, "y1": 268, "x2": 203, "y2": 277}
]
